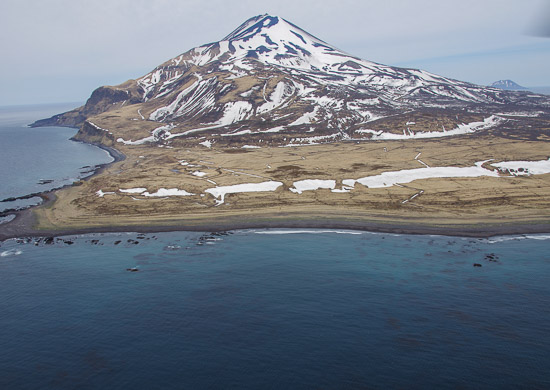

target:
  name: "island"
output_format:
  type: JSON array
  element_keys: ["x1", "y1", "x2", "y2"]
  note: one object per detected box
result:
[{"x1": 2, "y1": 14, "x2": 550, "y2": 239}]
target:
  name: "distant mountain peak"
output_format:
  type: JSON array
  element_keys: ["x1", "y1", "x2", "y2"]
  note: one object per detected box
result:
[{"x1": 489, "y1": 80, "x2": 527, "y2": 91}]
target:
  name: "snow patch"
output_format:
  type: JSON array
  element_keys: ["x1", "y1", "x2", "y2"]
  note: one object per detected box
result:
[
  {"x1": 119, "y1": 188, "x2": 147, "y2": 194},
  {"x1": 218, "y1": 101, "x2": 253, "y2": 126},
  {"x1": 343, "y1": 161, "x2": 499, "y2": 189},
  {"x1": 290, "y1": 179, "x2": 336, "y2": 194},
  {"x1": 96, "y1": 190, "x2": 115, "y2": 197},
  {"x1": 142, "y1": 188, "x2": 195, "y2": 197},
  {"x1": 221, "y1": 129, "x2": 253, "y2": 137},
  {"x1": 117, "y1": 136, "x2": 155, "y2": 145},
  {"x1": 288, "y1": 106, "x2": 319, "y2": 126},
  {"x1": 491, "y1": 159, "x2": 550, "y2": 176},
  {"x1": 205, "y1": 181, "x2": 282, "y2": 205},
  {"x1": 257, "y1": 82, "x2": 291, "y2": 114},
  {"x1": 260, "y1": 126, "x2": 285, "y2": 133}
]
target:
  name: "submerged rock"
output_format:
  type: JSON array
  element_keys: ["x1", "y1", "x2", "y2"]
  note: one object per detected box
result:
[{"x1": 485, "y1": 253, "x2": 499, "y2": 262}]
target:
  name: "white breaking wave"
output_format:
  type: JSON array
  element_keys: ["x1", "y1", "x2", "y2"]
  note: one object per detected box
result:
[
  {"x1": 1, "y1": 249, "x2": 23, "y2": 257},
  {"x1": 254, "y1": 229, "x2": 363, "y2": 235},
  {"x1": 486, "y1": 234, "x2": 550, "y2": 244},
  {"x1": 0, "y1": 215, "x2": 16, "y2": 225}
]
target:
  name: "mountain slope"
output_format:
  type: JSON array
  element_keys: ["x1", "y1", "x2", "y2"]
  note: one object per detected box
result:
[{"x1": 33, "y1": 14, "x2": 550, "y2": 147}]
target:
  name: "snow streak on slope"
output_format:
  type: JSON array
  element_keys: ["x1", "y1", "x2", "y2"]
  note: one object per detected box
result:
[{"x1": 356, "y1": 116, "x2": 504, "y2": 140}]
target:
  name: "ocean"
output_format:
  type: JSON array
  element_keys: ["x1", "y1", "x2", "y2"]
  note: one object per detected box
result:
[
  {"x1": 1, "y1": 105, "x2": 550, "y2": 388},
  {"x1": 1, "y1": 230, "x2": 550, "y2": 388}
]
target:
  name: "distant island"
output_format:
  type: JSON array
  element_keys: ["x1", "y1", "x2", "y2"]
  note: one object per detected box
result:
[
  {"x1": 489, "y1": 79, "x2": 528, "y2": 91},
  {"x1": 3, "y1": 14, "x2": 550, "y2": 240},
  {"x1": 489, "y1": 80, "x2": 550, "y2": 95}
]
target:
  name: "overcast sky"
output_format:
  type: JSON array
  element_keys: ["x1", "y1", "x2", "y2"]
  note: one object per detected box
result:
[{"x1": 1, "y1": 0, "x2": 549, "y2": 106}]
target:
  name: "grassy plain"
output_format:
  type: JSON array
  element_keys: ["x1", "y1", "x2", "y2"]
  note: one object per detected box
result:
[{"x1": 31, "y1": 133, "x2": 550, "y2": 234}]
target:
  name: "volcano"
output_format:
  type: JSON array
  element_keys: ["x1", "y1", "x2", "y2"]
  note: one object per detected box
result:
[{"x1": 33, "y1": 14, "x2": 550, "y2": 147}]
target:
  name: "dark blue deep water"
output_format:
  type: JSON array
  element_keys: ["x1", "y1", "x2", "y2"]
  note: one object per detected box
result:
[{"x1": 1, "y1": 230, "x2": 549, "y2": 389}]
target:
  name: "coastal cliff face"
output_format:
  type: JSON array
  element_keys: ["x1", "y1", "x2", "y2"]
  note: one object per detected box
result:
[
  {"x1": 31, "y1": 14, "x2": 550, "y2": 148},
  {"x1": 31, "y1": 82, "x2": 143, "y2": 129},
  {"x1": 71, "y1": 121, "x2": 117, "y2": 147}
]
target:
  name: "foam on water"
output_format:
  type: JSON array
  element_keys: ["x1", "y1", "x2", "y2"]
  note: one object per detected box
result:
[
  {"x1": 0, "y1": 249, "x2": 22, "y2": 257},
  {"x1": 0, "y1": 214, "x2": 16, "y2": 224},
  {"x1": 486, "y1": 234, "x2": 550, "y2": 243},
  {"x1": 253, "y1": 229, "x2": 363, "y2": 235}
]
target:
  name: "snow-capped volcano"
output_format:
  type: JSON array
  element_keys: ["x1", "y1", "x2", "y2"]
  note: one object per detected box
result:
[
  {"x1": 33, "y1": 14, "x2": 549, "y2": 146},
  {"x1": 137, "y1": 14, "x2": 507, "y2": 108},
  {"x1": 161, "y1": 14, "x2": 398, "y2": 75}
]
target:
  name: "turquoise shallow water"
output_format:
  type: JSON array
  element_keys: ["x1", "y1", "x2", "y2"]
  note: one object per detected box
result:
[
  {"x1": 0, "y1": 104, "x2": 113, "y2": 212},
  {"x1": 1, "y1": 230, "x2": 549, "y2": 388}
]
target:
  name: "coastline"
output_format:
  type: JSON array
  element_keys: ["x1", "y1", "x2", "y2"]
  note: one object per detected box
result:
[
  {"x1": 2, "y1": 202, "x2": 550, "y2": 241},
  {"x1": 0, "y1": 137, "x2": 126, "y2": 240},
  {"x1": 2, "y1": 131, "x2": 550, "y2": 241},
  {"x1": 0, "y1": 138, "x2": 125, "y2": 212}
]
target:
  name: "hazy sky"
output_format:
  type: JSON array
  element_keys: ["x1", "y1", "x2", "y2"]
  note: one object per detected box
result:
[{"x1": 1, "y1": 0, "x2": 549, "y2": 106}]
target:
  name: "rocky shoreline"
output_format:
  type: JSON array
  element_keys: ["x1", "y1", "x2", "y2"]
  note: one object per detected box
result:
[
  {"x1": 0, "y1": 140, "x2": 126, "y2": 240},
  {"x1": 2, "y1": 130, "x2": 550, "y2": 242},
  {"x1": 2, "y1": 203, "x2": 550, "y2": 241}
]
